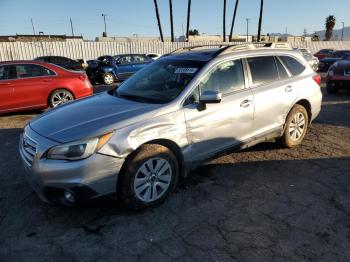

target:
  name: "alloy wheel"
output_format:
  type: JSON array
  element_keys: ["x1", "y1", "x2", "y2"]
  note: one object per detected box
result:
[
  {"x1": 133, "y1": 157, "x2": 172, "y2": 203},
  {"x1": 51, "y1": 91, "x2": 73, "y2": 107},
  {"x1": 288, "y1": 112, "x2": 306, "y2": 141}
]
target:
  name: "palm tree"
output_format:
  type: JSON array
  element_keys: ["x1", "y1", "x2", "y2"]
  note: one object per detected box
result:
[
  {"x1": 229, "y1": 0, "x2": 240, "y2": 42},
  {"x1": 186, "y1": 0, "x2": 191, "y2": 42},
  {"x1": 153, "y1": 0, "x2": 164, "y2": 42},
  {"x1": 325, "y1": 15, "x2": 336, "y2": 41},
  {"x1": 257, "y1": 0, "x2": 264, "y2": 42},
  {"x1": 169, "y1": 0, "x2": 174, "y2": 42},
  {"x1": 223, "y1": 0, "x2": 227, "y2": 42}
]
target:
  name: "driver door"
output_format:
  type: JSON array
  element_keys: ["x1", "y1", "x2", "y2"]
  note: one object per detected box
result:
[{"x1": 182, "y1": 59, "x2": 254, "y2": 161}]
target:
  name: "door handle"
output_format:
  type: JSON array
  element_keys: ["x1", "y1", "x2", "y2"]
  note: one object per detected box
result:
[
  {"x1": 42, "y1": 79, "x2": 53, "y2": 82},
  {"x1": 240, "y1": 99, "x2": 252, "y2": 108},
  {"x1": 285, "y1": 85, "x2": 293, "y2": 92},
  {"x1": 0, "y1": 82, "x2": 12, "y2": 85}
]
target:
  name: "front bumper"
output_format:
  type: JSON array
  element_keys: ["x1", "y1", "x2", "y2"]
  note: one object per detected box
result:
[
  {"x1": 326, "y1": 75, "x2": 350, "y2": 89},
  {"x1": 19, "y1": 125, "x2": 125, "y2": 205}
]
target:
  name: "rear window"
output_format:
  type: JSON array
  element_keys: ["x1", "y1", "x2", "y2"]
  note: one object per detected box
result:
[
  {"x1": 247, "y1": 56, "x2": 279, "y2": 86},
  {"x1": 279, "y1": 56, "x2": 305, "y2": 76}
]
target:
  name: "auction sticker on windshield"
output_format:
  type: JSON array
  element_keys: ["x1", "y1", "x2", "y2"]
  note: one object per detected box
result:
[{"x1": 174, "y1": 68, "x2": 198, "y2": 74}]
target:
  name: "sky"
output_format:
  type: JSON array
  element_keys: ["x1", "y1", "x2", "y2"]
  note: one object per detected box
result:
[{"x1": 0, "y1": 0, "x2": 349, "y2": 40}]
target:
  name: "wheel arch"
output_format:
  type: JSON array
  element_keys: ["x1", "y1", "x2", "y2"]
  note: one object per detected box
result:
[
  {"x1": 117, "y1": 139, "x2": 185, "y2": 193},
  {"x1": 295, "y1": 99, "x2": 312, "y2": 123},
  {"x1": 47, "y1": 88, "x2": 75, "y2": 106}
]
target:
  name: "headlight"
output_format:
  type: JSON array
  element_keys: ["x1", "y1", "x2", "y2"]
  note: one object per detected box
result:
[{"x1": 46, "y1": 132, "x2": 113, "y2": 160}]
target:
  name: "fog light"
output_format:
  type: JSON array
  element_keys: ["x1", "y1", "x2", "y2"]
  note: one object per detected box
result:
[{"x1": 63, "y1": 191, "x2": 76, "y2": 203}]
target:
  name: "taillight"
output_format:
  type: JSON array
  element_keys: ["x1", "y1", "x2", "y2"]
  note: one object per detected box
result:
[{"x1": 312, "y1": 74, "x2": 321, "y2": 86}]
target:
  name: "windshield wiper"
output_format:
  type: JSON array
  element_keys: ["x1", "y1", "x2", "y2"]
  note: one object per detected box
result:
[{"x1": 116, "y1": 92, "x2": 147, "y2": 103}]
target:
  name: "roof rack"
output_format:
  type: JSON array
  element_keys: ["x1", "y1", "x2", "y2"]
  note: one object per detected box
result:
[{"x1": 169, "y1": 44, "x2": 229, "y2": 54}]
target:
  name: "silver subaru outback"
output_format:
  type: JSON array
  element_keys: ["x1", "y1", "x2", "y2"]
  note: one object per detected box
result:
[{"x1": 19, "y1": 44, "x2": 322, "y2": 209}]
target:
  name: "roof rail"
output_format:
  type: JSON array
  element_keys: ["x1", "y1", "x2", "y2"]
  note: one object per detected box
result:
[
  {"x1": 263, "y1": 42, "x2": 292, "y2": 49},
  {"x1": 215, "y1": 44, "x2": 256, "y2": 56},
  {"x1": 169, "y1": 44, "x2": 229, "y2": 54}
]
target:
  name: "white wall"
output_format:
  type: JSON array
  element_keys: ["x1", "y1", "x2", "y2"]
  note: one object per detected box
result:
[{"x1": 1, "y1": 41, "x2": 350, "y2": 61}]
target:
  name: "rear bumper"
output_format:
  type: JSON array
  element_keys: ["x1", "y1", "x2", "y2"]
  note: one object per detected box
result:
[{"x1": 19, "y1": 126, "x2": 125, "y2": 205}]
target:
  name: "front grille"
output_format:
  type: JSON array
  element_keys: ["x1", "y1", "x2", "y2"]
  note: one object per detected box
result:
[{"x1": 21, "y1": 133, "x2": 37, "y2": 166}]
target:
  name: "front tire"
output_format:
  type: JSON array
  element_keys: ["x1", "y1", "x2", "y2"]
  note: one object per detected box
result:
[
  {"x1": 118, "y1": 144, "x2": 179, "y2": 209},
  {"x1": 281, "y1": 105, "x2": 309, "y2": 148},
  {"x1": 102, "y1": 73, "x2": 115, "y2": 85},
  {"x1": 49, "y1": 89, "x2": 74, "y2": 108}
]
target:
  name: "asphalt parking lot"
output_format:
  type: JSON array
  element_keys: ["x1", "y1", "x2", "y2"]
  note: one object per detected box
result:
[{"x1": 1, "y1": 84, "x2": 350, "y2": 262}]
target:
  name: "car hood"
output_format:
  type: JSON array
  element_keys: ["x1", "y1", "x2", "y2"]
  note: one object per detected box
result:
[
  {"x1": 30, "y1": 92, "x2": 162, "y2": 143},
  {"x1": 320, "y1": 57, "x2": 341, "y2": 63}
]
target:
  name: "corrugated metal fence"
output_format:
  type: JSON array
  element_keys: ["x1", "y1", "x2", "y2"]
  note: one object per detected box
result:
[{"x1": 1, "y1": 41, "x2": 350, "y2": 61}]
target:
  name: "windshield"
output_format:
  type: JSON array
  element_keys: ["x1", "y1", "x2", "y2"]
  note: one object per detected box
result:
[{"x1": 116, "y1": 59, "x2": 206, "y2": 104}]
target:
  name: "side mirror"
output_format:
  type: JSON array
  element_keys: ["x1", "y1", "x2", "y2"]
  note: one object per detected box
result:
[{"x1": 199, "y1": 90, "x2": 222, "y2": 104}]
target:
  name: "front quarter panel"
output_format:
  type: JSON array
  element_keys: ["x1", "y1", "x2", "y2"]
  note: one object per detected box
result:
[{"x1": 98, "y1": 109, "x2": 188, "y2": 159}]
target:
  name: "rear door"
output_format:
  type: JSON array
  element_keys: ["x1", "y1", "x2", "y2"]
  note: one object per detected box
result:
[
  {"x1": 12, "y1": 64, "x2": 56, "y2": 108},
  {"x1": 247, "y1": 56, "x2": 298, "y2": 137},
  {"x1": 0, "y1": 65, "x2": 17, "y2": 112}
]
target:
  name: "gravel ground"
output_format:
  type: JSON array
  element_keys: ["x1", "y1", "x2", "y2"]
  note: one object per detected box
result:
[{"x1": 0, "y1": 85, "x2": 350, "y2": 262}]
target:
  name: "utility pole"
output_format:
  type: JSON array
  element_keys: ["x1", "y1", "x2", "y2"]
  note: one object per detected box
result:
[
  {"x1": 70, "y1": 18, "x2": 74, "y2": 36},
  {"x1": 30, "y1": 18, "x2": 36, "y2": 35},
  {"x1": 246, "y1": 18, "x2": 250, "y2": 42},
  {"x1": 102, "y1": 14, "x2": 107, "y2": 37},
  {"x1": 341, "y1": 22, "x2": 345, "y2": 41},
  {"x1": 169, "y1": 0, "x2": 174, "y2": 42}
]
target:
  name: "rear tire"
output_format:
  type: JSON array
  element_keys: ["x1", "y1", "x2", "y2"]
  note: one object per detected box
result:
[
  {"x1": 102, "y1": 73, "x2": 115, "y2": 85},
  {"x1": 118, "y1": 144, "x2": 179, "y2": 210},
  {"x1": 49, "y1": 89, "x2": 74, "y2": 108},
  {"x1": 326, "y1": 82, "x2": 339, "y2": 94},
  {"x1": 281, "y1": 105, "x2": 309, "y2": 148}
]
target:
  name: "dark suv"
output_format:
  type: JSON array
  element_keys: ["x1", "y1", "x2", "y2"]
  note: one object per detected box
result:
[
  {"x1": 34, "y1": 56, "x2": 84, "y2": 71},
  {"x1": 86, "y1": 54, "x2": 153, "y2": 85}
]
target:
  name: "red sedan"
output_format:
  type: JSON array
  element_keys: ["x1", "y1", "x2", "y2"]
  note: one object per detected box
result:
[{"x1": 0, "y1": 61, "x2": 93, "y2": 114}]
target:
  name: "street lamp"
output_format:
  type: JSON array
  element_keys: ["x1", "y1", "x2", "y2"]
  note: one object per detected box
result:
[
  {"x1": 102, "y1": 14, "x2": 107, "y2": 37},
  {"x1": 341, "y1": 22, "x2": 345, "y2": 41},
  {"x1": 246, "y1": 18, "x2": 250, "y2": 42}
]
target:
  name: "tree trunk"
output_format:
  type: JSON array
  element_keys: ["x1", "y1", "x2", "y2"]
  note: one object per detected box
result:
[
  {"x1": 169, "y1": 0, "x2": 174, "y2": 42},
  {"x1": 229, "y1": 0, "x2": 239, "y2": 42},
  {"x1": 257, "y1": 0, "x2": 264, "y2": 42},
  {"x1": 186, "y1": 0, "x2": 191, "y2": 42},
  {"x1": 223, "y1": 0, "x2": 226, "y2": 42},
  {"x1": 153, "y1": 0, "x2": 164, "y2": 42}
]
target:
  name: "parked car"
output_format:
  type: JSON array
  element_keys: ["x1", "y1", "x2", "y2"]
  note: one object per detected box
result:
[
  {"x1": 318, "y1": 50, "x2": 350, "y2": 72},
  {"x1": 146, "y1": 53, "x2": 162, "y2": 60},
  {"x1": 86, "y1": 54, "x2": 153, "y2": 85},
  {"x1": 314, "y1": 49, "x2": 334, "y2": 60},
  {"x1": 326, "y1": 54, "x2": 350, "y2": 94},
  {"x1": 20, "y1": 45, "x2": 322, "y2": 209},
  {"x1": 296, "y1": 48, "x2": 319, "y2": 71},
  {"x1": 0, "y1": 61, "x2": 92, "y2": 114},
  {"x1": 34, "y1": 56, "x2": 84, "y2": 71}
]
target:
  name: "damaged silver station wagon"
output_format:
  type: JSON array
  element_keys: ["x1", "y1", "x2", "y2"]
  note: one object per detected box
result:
[{"x1": 19, "y1": 44, "x2": 322, "y2": 209}]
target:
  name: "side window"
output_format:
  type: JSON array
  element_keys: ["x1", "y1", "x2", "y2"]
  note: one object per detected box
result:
[
  {"x1": 0, "y1": 66, "x2": 9, "y2": 80},
  {"x1": 275, "y1": 57, "x2": 289, "y2": 80},
  {"x1": 247, "y1": 56, "x2": 279, "y2": 86},
  {"x1": 279, "y1": 56, "x2": 305, "y2": 76},
  {"x1": 118, "y1": 56, "x2": 132, "y2": 64},
  {"x1": 15, "y1": 64, "x2": 55, "y2": 78},
  {"x1": 133, "y1": 55, "x2": 146, "y2": 63},
  {"x1": 199, "y1": 59, "x2": 245, "y2": 95}
]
